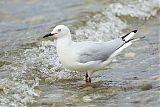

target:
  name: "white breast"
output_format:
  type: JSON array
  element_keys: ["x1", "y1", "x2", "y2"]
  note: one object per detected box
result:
[
  {"x1": 57, "y1": 46, "x2": 73, "y2": 64},
  {"x1": 56, "y1": 39, "x2": 78, "y2": 70}
]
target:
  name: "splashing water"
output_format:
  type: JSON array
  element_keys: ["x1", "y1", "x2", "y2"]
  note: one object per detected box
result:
[
  {"x1": 0, "y1": 0, "x2": 160, "y2": 106},
  {"x1": 75, "y1": 0, "x2": 160, "y2": 41}
]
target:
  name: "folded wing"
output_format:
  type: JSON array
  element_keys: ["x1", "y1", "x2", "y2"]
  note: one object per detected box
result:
[{"x1": 76, "y1": 30, "x2": 137, "y2": 63}]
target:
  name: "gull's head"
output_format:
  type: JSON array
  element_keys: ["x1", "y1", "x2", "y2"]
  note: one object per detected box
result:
[{"x1": 43, "y1": 25, "x2": 71, "y2": 39}]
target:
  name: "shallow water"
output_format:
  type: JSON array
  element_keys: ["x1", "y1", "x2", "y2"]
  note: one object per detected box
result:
[{"x1": 0, "y1": 0, "x2": 160, "y2": 107}]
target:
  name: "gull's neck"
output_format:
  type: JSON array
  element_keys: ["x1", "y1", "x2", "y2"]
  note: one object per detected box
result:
[{"x1": 56, "y1": 34, "x2": 72, "y2": 48}]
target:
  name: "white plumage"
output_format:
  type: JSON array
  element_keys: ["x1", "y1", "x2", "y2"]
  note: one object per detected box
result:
[{"x1": 43, "y1": 25, "x2": 138, "y2": 82}]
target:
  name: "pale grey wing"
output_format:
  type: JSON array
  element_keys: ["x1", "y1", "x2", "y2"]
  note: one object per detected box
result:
[{"x1": 78, "y1": 38, "x2": 125, "y2": 63}]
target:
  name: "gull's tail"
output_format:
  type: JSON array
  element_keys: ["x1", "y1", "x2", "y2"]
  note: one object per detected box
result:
[
  {"x1": 111, "y1": 30, "x2": 146, "y2": 60},
  {"x1": 102, "y1": 30, "x2": 143, "y2": 66},
  {"x1": 110, "y1": 30, "x2": 145, "y2": 59}
]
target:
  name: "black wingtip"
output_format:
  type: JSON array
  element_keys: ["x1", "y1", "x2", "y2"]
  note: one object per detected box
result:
[
  {"x1": 132, "y1": 30, "x2": 138, "y2": 33},
  {"x1": 122, "y1": 30, "x2": 138, "y2": 41}
]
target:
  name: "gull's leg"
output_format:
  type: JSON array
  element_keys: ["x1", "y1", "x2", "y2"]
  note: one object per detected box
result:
[
  {"x1": 88, "y1": 77, "x2": 91, "y2": 83},
  {"x1": 85, "y1": 72, "x2": 91, "y2": 83},
  {"x1": 85, "y1": 72, "x2": 89, "y2": 82}
]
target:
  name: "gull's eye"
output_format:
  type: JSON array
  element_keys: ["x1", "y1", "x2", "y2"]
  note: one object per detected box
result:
[{"x1": 58, "y1": 29, "x2": 61, "y2": 32}]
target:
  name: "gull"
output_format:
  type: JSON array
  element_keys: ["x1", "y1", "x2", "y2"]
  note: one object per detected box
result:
[{"x1": 43, "y1": 25, "x2": 141, "y2": 83}]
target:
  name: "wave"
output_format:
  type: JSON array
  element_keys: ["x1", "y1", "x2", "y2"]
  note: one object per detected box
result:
[{"x1": 0, "y1": 0, "x2": 159, "y2": 106}]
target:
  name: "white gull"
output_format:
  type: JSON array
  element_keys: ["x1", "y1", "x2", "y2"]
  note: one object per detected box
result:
[{"x1": 43, "y1": 25, "x2": 140, "y2": 82}]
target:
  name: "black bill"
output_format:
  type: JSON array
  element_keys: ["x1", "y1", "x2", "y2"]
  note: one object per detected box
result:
[{"x1": 43, "y1": 33, "x2": 53, "y2": 38}]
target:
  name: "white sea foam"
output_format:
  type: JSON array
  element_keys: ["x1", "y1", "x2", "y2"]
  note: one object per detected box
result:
[{"x1": 75, "y1": 0, "x2": 160, "y2": 41}]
